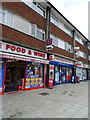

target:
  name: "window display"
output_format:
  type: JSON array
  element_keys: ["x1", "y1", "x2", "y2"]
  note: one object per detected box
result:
[
  {"x1": 60, "y1": 67, "x2": 66, "y2": 83},
  {"x1": 26, "y1": 63, "x2": 44, "y2": 88},
  {"x1": 66, "y1": 67, "x2": 72, "y2": 82},
  {"x1": 82, "y1": 69, "x2": 87, "y2": 80},
  {"x1": 55, "y1": 65, "x2": 59, "y2": 83}
]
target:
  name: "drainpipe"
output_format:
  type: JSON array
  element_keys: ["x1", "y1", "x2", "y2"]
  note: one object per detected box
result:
[
  {"x1": 46, "y1": 6, "x2": 51, "y2": 40},
  {"x1": 72, "y1": 30, "x2": 76, "y2": 77},
  {"x1": 84, "y1": 41, "x2": 88, "y2": 80},
  {"x1": 46, "y1": 6, "x2": 51, "y2": 88}
]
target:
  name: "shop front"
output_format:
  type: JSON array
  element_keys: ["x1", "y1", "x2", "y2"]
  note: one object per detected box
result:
[
  {"x1": 75, "y1": 63, "x2": 88, "y2": 81},
  {"x1": 0, "y1": 41, "x2": 49, "y2": 94},
  {"x1": 88, "y1": 66, "x2": 90, "y2": 80},
  {"x1": 49, "y1": 55, "x2": 74, "y2": 86}
]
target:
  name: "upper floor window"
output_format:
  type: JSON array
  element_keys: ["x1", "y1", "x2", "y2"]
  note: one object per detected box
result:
[
  {"x1": 64, "y1": 25, "x2": 72, "y2": 37},
  {"x1": 51, "y1": 16, "x2": 59, "y2": 27},
  {"x1": 58, "y1": 38, "x2": 65, "y2": 50},
  {"x1": 88, "y1": 56, "x2": 90, "y2": 61},
  {"x1": 65, "y1": 42, "x2": 73, "y2": 53},
  {"x1": 50, "y1": 34, "x2": 66, "y2": 50},
  {"x1": 37, "y1": 3, "x2": 45, "y2": 17},
  {"x1": 75, "y1": 35, "x2": 80, "y2": 42},
  {"x1": 77, "y1": 51, "x2": 86, "y2": 59},
  {"x1": 36, "y1": 27, "x2": 45, "y2": 41},
  {"x1": 0, "y1": 7, "x2": 5, "y2": 24},
  {"x1": 50, "y1": 34, "x2": 58, "y2": 46},
  {"x1": 31, "y1": 23, "x2": 45, "y2": 41},
  {"x1": 21, "y1": 0, "x2": 46, "y2": 17},
  {"x1": 0, "y1": 6, "x2": 13, "y2": 27},
  {"x1": 88, "y1": 45, "x2": 90, "y2": 50}
]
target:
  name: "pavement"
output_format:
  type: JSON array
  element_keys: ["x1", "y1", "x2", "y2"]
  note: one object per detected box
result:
[{"x1": 1, "y1": 81, "x2": 89, "y2": 119}]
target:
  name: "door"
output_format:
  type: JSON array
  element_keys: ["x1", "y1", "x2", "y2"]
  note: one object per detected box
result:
[
  {"x1": 76, "y1": 68, "x2": 82, "y2": 80},
  {"x1": 4, "y1": 60, "x2": 25, "y2": 93}
]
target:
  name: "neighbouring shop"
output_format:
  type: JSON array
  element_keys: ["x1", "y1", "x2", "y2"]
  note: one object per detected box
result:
[
  {"x1": 0, "y1": 41, "x2": 49, "y2": 94},
  {"x1": 49, "y1": 55, "x2": 74, "y2": 86},
  {"x1": 75, "y1": 63, "x2": 88, "y2": 81},
  {"x1": 88, "y1": 66, "x2": 90, "y2": 80}
]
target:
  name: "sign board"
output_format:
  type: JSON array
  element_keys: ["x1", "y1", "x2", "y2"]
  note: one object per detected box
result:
[
  {"x1": 0, "y1": 41, "x2": 47, "y2": 59},
  {"x1": 49, "y1": 55, "x2": 74, "y2": 65},
  {"x1": 75, "y1": 63, "x2": 88, "y2": 68},
  {"x1": 46, "y1": 38, "x2": 52, "y2": 45},
  {"x1": 46, "y1": 38, "x2": 53, "y2": 50},
  {"x1": 74, "y1": 47, "x2": 80, "y2": 52}
]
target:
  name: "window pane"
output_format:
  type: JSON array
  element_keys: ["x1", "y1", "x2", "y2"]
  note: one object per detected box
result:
[
  {"x1": 36, "y1": 27, "x2": 45, "y2": 40},
  {"x1": 32, "y1": 2, "x2": 36, "y2": 10},
  {"x1": 37, "y1": 4, "x2": 45, "y2": 17},
  {"x1": 0, "y1": 7, "x2": 5, "y2": 24},
  {"x1": 36, "y1": 30, "x2": 42, "y2": 39},
  {"x1": 6, "y1": 11, "x2": 13, "y2": 26},
  {"x1": 58, "y1": 39, "x2": 65, "y2": 49},
  {"x1": 55, "y1": 65, "x2": 59, "y2": 83},
  {"x1": 52, "y1": 38, "x2": 58, "y2": 46},
  {"x1": 31, "y1": 24, "x2": 36, "y2": 36}
]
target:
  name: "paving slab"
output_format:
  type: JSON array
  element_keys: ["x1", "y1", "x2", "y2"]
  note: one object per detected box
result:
[{"x1": 2, "y1": 81, "x2": 88, "y2": 118}]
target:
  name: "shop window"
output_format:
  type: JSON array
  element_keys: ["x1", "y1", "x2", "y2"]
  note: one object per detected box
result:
[
  {"x1": 26, "y1": 63, "x2": 44, "y2": 88},
  {"x1": 66, "y1": 67, "x2": 72, "y2": 83},
  {"x1": 55, "y1": 65, "x2": 60, "y2": 83},
  {"x1": 60, "y1": 67, "x2": 66, "y2": 83},
  {"x1": 0, "y1": 63, "x2": 2, "y2": 69}
]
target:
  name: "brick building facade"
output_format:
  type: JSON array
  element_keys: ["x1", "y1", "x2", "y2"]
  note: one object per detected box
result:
[{"x1": 0, "y1": 0, "x2": 90, "y2": 94}]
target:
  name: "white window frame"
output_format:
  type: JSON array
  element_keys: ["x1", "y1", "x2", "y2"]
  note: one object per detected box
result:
[
  {"x1": 31, "y1": 23, "x2": 45, "y2": 41},
  {"x1": 58, "y1": 38, "x2": 65, "y2": 50},
  {"x1": 36, "y1": 26, "x2": 45, "y2": 41},
  {"x1": 51, "y1": 15, "x2": 59, "y2": 27},
  {"x1": 21, "y1": 0, "x2": 46, "y2": 17},
  {"x1": 65, "y1": 42, "x2": 73, "y2": 53}
]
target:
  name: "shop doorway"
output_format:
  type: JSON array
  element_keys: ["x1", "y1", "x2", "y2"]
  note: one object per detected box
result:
[{"x1": 4, "y1": 60, "x2": 26, "y2": 93}]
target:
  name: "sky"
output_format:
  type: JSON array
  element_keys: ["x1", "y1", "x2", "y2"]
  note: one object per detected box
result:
[{"x1": 49, "y1": 0, "x2": 89, "y2": 39}]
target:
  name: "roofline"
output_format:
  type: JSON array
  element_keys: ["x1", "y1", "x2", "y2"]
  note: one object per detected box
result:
[{"x1": 46, "y1": 0, "x2": 89, "y2": 42}]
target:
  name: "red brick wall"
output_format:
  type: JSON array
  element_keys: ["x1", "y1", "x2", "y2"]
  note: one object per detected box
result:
[
  {"x1": 76, "y1": 57, "x2": 88, "y2": 64},
  {"x1": 2, "y1": 25, "x2": 46, "y2": 50},
  {"x1": 2, "y1": 2, "x2": 46, "y2": 30},
  {"x1": 76, "y1": 42, "x2": 86, "y2": 53},
  {"x1": 51, "y1": 47, "x2": 73, "y2": 58},
  {"x1": 50, "y1": 24, "x2": 73, "y2": 45}
]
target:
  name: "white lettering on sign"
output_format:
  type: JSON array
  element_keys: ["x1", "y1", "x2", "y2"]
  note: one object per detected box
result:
[{"x1": 0, "y1": 41, "x2": 47, "y2": 59}]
